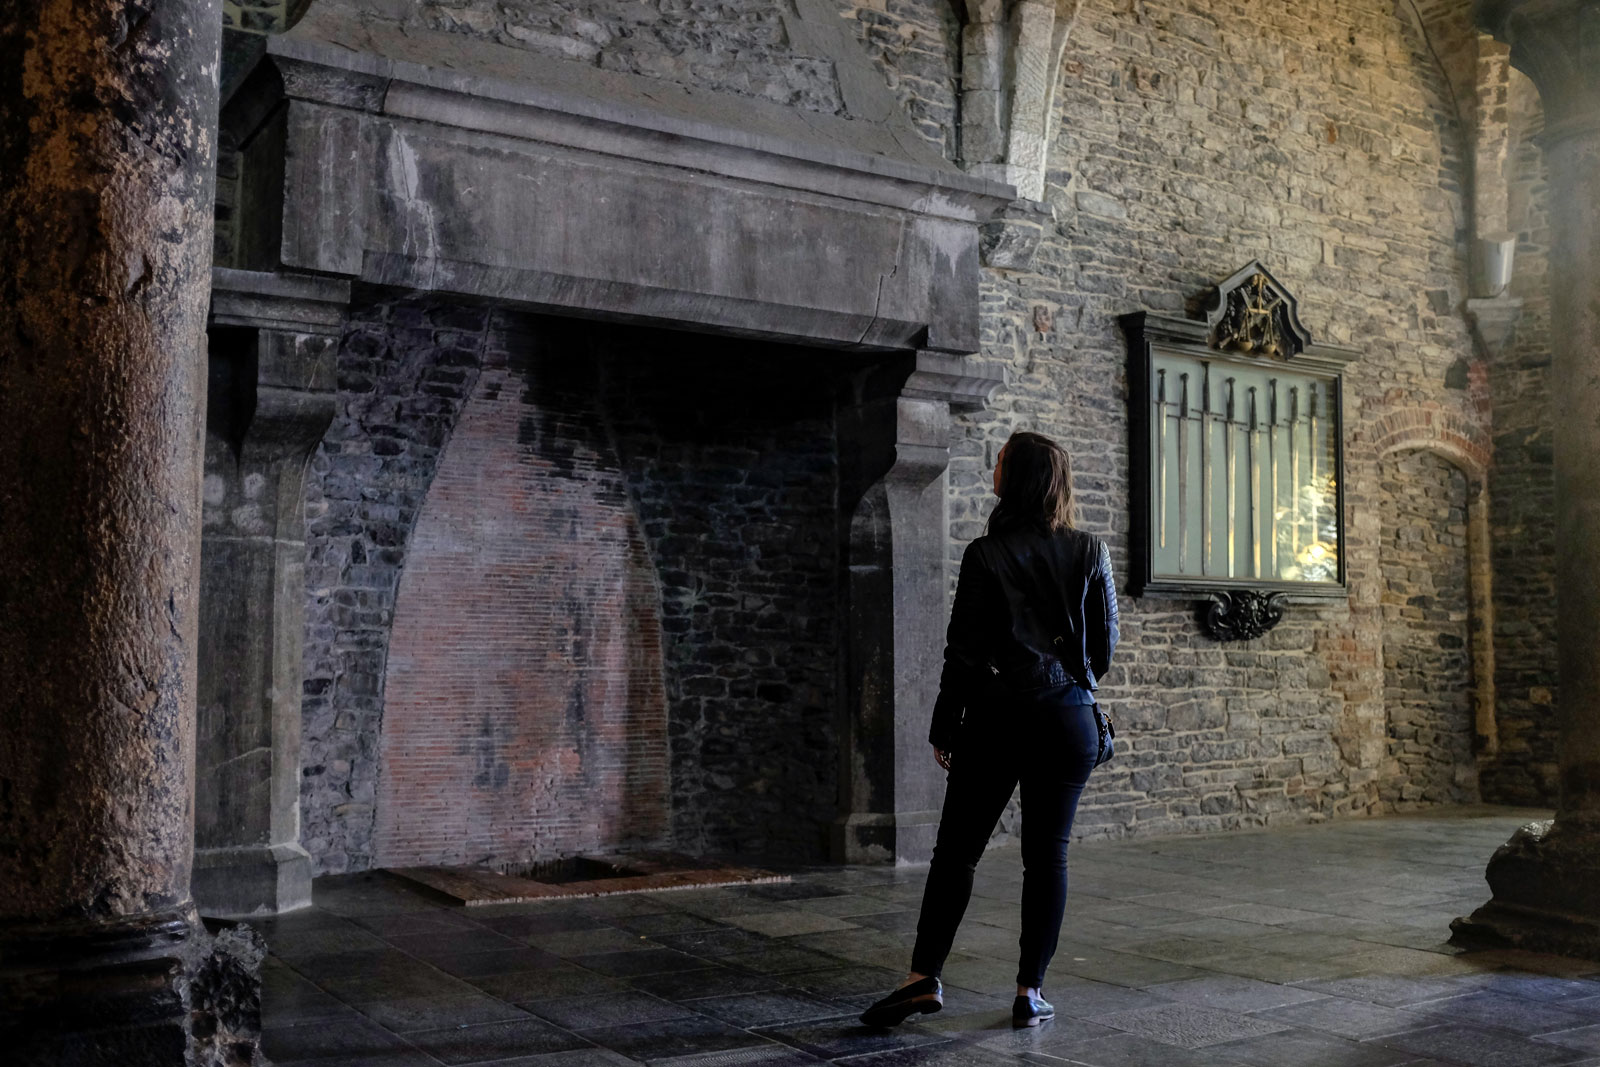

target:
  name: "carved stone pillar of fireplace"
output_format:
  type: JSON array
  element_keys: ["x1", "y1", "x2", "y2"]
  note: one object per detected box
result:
[
  {"x1": 837, "y1": 354, "x2": 1005, "y2": 866},
  {"x1": 195, "y1": 269, "x2": 348, "y2": 916}
]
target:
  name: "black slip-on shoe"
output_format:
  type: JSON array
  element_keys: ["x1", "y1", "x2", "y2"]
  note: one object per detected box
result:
[
  {"x1": 1012, "y1": 994, "x2": 1055, "y2": 1028},
  {"x1": 860, "y1": 976, "x2": 943, "y2": 1028}
]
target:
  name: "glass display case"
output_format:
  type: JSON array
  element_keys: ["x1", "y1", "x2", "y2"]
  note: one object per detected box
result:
[{"x1": 1123, "y1": 262, "x2": 1359, "y2": 638}]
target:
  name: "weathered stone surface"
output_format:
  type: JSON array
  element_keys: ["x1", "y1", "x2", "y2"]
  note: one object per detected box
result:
[
  {"x1": 301, "y1": 302, "x2": 494, "y2": 874},
  {"x1": 371, "y1": 322, "x2": 674, "y2": 868},
  {"x1": 947, "y1": 0, "x2": 1498, "y2": 840},
  {"x1": 196, "y1": 270, "x2": 348, "y2": 918},
  {"x1": 220, "y1": 5, "x2": 1009, "y2": 355},
  {"x1": 0, "y1": 0, "x2": 265, "y2": 1057},
  {"x1": 1480, "y1": 66, "x2": 1560, "y2": 807},
  {"x1": 1376, "y1": 449, "x2": 1477, "y2": 808}
]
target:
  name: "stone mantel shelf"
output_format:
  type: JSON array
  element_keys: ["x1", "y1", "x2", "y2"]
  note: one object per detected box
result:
[
  {"x1": 266, "y1": 18, "x2": 1016, "y2": 222},
  {"x1": 233, "y1": 20, "x2": 1012, "y2": 354}
]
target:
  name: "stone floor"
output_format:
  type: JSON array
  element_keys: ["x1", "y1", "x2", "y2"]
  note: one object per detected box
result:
[{"x1": 260, "y1": 807, "x2": 1600, "y2": 1067}]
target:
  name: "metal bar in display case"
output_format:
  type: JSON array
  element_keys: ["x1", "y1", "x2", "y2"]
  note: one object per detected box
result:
[
  {"x1": 1266, "y1": 379, "x2": 1278, "y2": 578},
  {"x1": 1308, "y1": 383, "x2": 1320, "y2": 545},
  {"x1": 1224, "y1": 377, "x2": 1237, "y2": 579},
  {"x1": 1199, "y1": 364, "x2": 1211, "y2": 576},
  {"x1": 1177, "y1": 372, "x2": 1189, "y2": 573},
  {"x1": 1248, "y1": 386, "x2": 1261, "y2": 578},
  {"x1": 1288, "y1": 385, "x2": 1301, "y2": 559},
  {"x1": 1156, "y1": 368, "x2": 1167, "y2": 550}
]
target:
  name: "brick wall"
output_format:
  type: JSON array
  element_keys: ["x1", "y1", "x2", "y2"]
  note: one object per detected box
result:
[
  {"x1": 371, "y1": 326, "x2": 672, "y2": 869},
  {"x1": 1376, "y1": 448, "x2": 1476, "y2": 807}
]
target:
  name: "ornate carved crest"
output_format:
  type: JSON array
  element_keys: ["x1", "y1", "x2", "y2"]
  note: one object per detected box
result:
[
  {"x1": 1206, "y1": 261, "x2": 1312, "y2": 360},
  {"x1": 1202, "y1": 590, "x2": 1289, "y2": 641}
]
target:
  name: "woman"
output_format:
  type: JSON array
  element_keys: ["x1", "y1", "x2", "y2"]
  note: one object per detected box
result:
[{"x1": 860, "y1": 431, "x2": 1119, "y2": 1030}]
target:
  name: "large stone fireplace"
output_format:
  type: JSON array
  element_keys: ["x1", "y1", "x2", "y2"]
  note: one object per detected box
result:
[{"x1": 194, "y1": 0, "x2": 1010, "y2": 915}]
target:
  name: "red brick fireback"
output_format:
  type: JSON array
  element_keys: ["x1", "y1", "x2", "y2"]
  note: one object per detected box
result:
[{"x1": 373, "y1": 354, "x2": 671, "y2": 868}]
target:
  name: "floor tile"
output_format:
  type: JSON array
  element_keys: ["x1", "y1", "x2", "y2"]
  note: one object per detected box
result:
[
  {"x1": 476, "y1": 913, "x2": 609, "y2": 938},
  {"x1": 1091, "y1": 1002, "x2": 1291, "y2": 1049},
  {"x1": 690, "y1": 990, "x2": 853, "y2": 1027},
  {"x1": 782, "y1": 965, "x2": 904, "y2": 999},
  {"x1": 613, "y1": 912, "x2": 726, "y2": 937},
  {"x1": 650, "y1": 1044, "x2": 824, "y2": 1067},
  {"x1": 407, "y1": 1017, "x2": 593, "y2": 1064},
  {"x1": 432, "y1": 947, "x2": 566, "y2": 978},
  {"x1": 528, "y1": 927, "x2": 663, "y2": 957},
  {"x1": 753, "y1": 1018, "x2": 948, "y2": 1059},
  {"x1": 721, "y1": 946, "x2": 845, "y2": 975},
  {"x1": 1413, "y1": 989, "x2": 1594, "y2": 1036},
  {"x1": 357, "y1": 992, "x2": 532, "y2": 1032},
  {"x1": 1145, "y1": 974, "x2": 1327, "y2": 1014},
  {"x1": 653, "y1": 928, "x2": 774, "y2": 957},
  {"x1": 575, "y1": 948, "x2": 716, "y2": 977},
  {"x1": 390, "y1": 928, "x2": 527, "y2": 957},
  {"x1": 1374, "y1": 1023, "x2": 1587, "y2": 1066},
  {"x1": 525, "y1": 990, "x2": 696, "y2": 1030},
  {"x1": 1296, "y1": 974, "x2": 1474, "y2": 1007},
  {"x1": 1040, "y1": 1031, "x2": 1252, "y2": 1066},
  {"x1": 1254, "y1": 996, "x2": 1436, "y2": 1040},
  {"x1": 1536, "y1": 1026, "x2": 1600, "y2": 1055},
  {"x1": 1209, "y1": 1027, "x2": 1415, "y2": 1067},
  {"x1": 261, "y1": 1017, "x2": 427, "y2": 1063},
  {"x1": 633, "y1": 964, "x2": 785, "y2": 1000},
  {"x1": 470, "y1": 964, "x2": 628, "y2": 1002},
  {"x1": 583, "y1": 1015, "x2": 772, "y2": 1061},
  {"x1": 721, "y1": 911, "x2": 861, "y2": 938}
]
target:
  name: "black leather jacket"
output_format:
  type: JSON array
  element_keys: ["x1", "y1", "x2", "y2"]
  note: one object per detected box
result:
[{"x1": 929, "y1": 526, "x2": 1119, "y2": 750}]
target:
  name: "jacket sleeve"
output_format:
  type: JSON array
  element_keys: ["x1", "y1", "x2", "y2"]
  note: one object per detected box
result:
[
  {"x1": 1087, "y1": 538, "x2": 1120, "y2": 685},
  {"x1": 929, "y1": 542, "x2": 989, "y2": 750}
]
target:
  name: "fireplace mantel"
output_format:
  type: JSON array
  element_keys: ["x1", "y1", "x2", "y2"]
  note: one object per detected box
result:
[{"x1": 222, "y1": 5, "x2": 1014, "y2": 356}]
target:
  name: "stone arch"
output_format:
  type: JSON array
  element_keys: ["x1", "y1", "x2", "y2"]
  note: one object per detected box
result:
[{"x1": 1373, "y1": 414, "x2": 1497, "y2": 806}]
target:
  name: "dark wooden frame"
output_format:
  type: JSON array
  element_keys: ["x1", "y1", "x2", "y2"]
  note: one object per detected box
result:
[{"x1": 1121, "y1": 261, "x2": 1359, "y2": 611}]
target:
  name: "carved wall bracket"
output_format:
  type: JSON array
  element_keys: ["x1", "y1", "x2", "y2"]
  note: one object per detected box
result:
[{"x1": 1202, "y1": 591, "x2": 1289, "y2": 642}]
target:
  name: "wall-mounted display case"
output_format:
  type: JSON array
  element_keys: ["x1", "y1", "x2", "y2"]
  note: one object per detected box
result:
[{"x1": 1122, "y1": 262, "x2": 1360, "y2": 639}]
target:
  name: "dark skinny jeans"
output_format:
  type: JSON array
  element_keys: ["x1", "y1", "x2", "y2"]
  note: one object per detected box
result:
[{"x1": 910, "y1": 684, "x2": 1100, "y2": 989}]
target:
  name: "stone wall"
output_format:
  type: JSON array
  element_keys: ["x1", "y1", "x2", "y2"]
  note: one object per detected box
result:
[
  {"x1": 1479, "y1": 73, "x2": 1560, "y2": 805},
  {"x1": 598, "y1": 330, "x2": 844, "y2": 861},
  {"x1": 289, "y1": 0, "x2": 1533, "y2": 871},
  {"x1": 947, "y1": 0, "x2": 1490, "y2": 838},
  {"x1": 1376, "y1": 448, "x2": 1476, "y2": 807}
]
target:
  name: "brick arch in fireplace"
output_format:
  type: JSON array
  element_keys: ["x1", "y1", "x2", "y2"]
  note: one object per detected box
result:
[{"x1": 372, "y1": 325, "x2": 670, "y2": 869}]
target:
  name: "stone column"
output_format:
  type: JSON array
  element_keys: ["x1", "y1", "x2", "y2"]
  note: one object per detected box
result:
[
  {"x1": 0, "y1": 0, "x2": 264, "y2": 1060},
  {"x1": 194, "y1": 270, "x2": 346, "y2": 918},
  {"x1": 835, "y1": 353, "x2": 1002, "y2": 865},
  {"x1": 1454, "y1": 0, "x2": 1600, "y2": 956}
]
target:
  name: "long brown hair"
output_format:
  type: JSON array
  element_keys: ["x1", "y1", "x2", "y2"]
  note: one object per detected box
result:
[{"x1": 988, "y1": 431, "x2": 1074, "y2": 535}]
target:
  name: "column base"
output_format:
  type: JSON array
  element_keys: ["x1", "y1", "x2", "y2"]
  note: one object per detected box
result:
[
  {"x1": 194, "y1": 842, "x2": 314, "y2": 919},
  {"x1": 1450, "y1": 818, "x2": 1600, "y2": 959},
  {"x1": 0, "y1": 906, "x2": 265, "y2": 1065},
  {"x1": 831, "y1": 810, "x2": 940, "y2": 866}
]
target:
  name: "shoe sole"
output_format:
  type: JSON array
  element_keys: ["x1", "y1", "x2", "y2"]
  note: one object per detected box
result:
[
  {"x1": 1013, "y1": 1010, "x2": 1055, "y2": 1028},
  {"x1": 860, "y1": 996, "x2": 943, "y2": 1028}
]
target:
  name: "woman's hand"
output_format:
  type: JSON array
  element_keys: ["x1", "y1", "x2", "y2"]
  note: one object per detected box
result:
[{"x1": 932, "y1": 745, "x2": 952, "y2": 771}]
